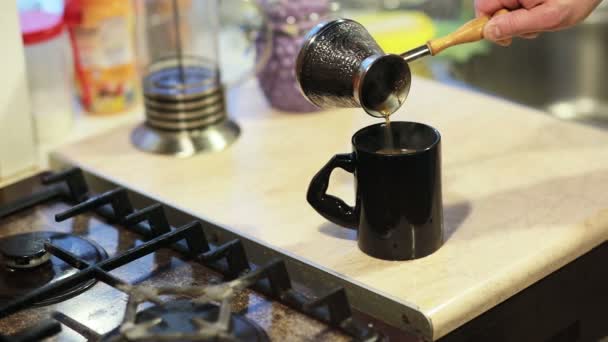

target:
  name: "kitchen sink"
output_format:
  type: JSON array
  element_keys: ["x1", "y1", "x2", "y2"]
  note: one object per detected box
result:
[{"x1": 437, "y1": 7, "x2": 608, "y2": 127}]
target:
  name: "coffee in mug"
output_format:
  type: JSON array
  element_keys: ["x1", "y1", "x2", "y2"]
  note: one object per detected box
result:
[{"x1": 307, "y1": 121, "x2": 443, "y2": 260}]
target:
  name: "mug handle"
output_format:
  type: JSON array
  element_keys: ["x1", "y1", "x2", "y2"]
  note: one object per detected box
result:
[{"x1": 307, "y1": 153, "x2": 359, "y2": 229}]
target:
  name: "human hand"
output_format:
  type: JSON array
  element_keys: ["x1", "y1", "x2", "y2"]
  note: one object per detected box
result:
[{"x1": 475, "y1": 0, "x2": 603, "y2": 44}]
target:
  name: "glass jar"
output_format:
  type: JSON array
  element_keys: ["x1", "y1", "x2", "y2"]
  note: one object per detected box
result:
[{"x1": 20, "y1": 7, "x2": 74, "y2": 143}]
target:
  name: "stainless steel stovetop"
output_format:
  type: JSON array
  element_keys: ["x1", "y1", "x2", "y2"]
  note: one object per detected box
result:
[{"x1": 0, "y1": 168, "x2": 412, "y2": 341}]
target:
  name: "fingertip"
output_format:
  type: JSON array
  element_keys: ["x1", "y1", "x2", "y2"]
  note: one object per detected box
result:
[
  {"x1": 499, "y1": 37, "x2": 513, "y2": 45},
  {"x1": 483, "y1": 22, "x2": 502, "y2": 41},
  {"x1": 519, "y1": 32, "x2": 540, "y2": 39},
  {"x1": 474, "y1": 0, "x2": 505, "y2": 18}
]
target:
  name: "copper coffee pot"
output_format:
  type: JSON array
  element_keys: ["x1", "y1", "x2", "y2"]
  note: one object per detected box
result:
[{"x1": 296, "y1": 10, "x2": 509, "y2": 117}]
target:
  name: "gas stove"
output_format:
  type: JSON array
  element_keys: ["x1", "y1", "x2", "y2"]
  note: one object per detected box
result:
[{"x1": 0, "y1": 168, "x2": 409, "y2": 341}]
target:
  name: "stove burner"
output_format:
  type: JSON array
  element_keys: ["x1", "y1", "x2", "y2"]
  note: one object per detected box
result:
[
  {"x1": 102, "y1": 299, "x2": 269, "y2": 342},
  {"x1": 0, "y1": 232, "x2": 50, "y2": 268},
  {"x1": 0, "y1": 232, "x2": 108, "y2": 306}
]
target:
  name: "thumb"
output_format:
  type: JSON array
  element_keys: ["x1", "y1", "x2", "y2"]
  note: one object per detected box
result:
[{"x1": 483, "y1": 5, "x2": 566, "y2": 41}]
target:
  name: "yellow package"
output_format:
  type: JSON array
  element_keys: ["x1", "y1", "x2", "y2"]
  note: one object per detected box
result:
[
  {"x1": 73, "y1": 0, "x2": 137, "y2": 114},
  {"x1": 352, "y1": 11, "x2": 436, "y2": 54},
  {"x1": 351, "y1": 11, "x2": 436, "y2": 78}
]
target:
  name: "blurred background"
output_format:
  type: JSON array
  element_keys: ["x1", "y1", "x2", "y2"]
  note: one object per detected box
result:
[
  {"x1": 2, "y1": 0, "x2": 607, "y2": 180},
  {"x1": 343, "y1": 0, "x2": 607, "y2": 126},
  {"x1": 17, "y1": 0, "x2": 607, "y2": 118}
]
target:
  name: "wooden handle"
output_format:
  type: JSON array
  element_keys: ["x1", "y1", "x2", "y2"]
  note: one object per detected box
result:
[{"x1": 427, "y1": 9, "x2": 510, "y2": 55}]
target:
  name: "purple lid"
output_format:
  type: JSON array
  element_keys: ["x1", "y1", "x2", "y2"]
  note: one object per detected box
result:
[{"x1": 259, "y1": 0, "x2": 330, "y2": 23}]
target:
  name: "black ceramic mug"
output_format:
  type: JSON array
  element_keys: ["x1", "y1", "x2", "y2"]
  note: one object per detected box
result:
[{"x1": 307, "y1": 121, "x2": 443, "y2": 260}]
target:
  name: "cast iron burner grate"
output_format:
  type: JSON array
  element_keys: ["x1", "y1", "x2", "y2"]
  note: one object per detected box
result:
[
  {"x1": 69, "y1": 278, "x2": 273, "y2": 341},
  {"x1": 101, "y1": 301, "x2": 269, "y2": 342},
  {"x1": 0, "y1": 168, "x2": 383, "y2": 341}
]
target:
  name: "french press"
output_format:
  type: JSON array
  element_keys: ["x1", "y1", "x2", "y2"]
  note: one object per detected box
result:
[{"x1": 132, "y1": 0, "x2": 271, "y2": 157}]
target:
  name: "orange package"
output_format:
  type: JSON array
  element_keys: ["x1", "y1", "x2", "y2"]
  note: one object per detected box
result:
[{"x1": 72, "y1": 0, "x2": 137, "y2": 114}]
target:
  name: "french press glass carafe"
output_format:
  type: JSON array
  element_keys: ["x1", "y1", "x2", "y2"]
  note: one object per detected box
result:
[{"x1": 132, "y1": 0, "x2": 269, "y2": 157}]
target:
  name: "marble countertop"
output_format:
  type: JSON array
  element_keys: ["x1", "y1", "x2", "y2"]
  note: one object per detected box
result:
[{"x1": 50, "y1": 78, "x2": 608, "y2": 340}]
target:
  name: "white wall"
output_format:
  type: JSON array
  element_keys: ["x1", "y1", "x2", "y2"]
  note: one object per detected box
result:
[{"x1": 0, "y1": 1, "x2": 37, "y2": 179}]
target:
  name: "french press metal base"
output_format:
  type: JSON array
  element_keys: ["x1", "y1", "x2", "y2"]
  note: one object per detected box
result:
[
  {"x1": 131, "y1": 120, "x2": 240, "y2": 157},
  {"x1": 131, "y1": 57, "x2": 240, "y2": 157}
]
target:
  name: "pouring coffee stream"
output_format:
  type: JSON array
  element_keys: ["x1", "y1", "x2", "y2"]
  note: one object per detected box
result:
[{"x1": 295, "y1": 9, "x2": 510, "y2": 118}]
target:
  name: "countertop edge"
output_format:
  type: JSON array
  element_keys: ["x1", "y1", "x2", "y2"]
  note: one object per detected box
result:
[{"x1": 430, "y1": 209, "x2": 608, "y2": 339}]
